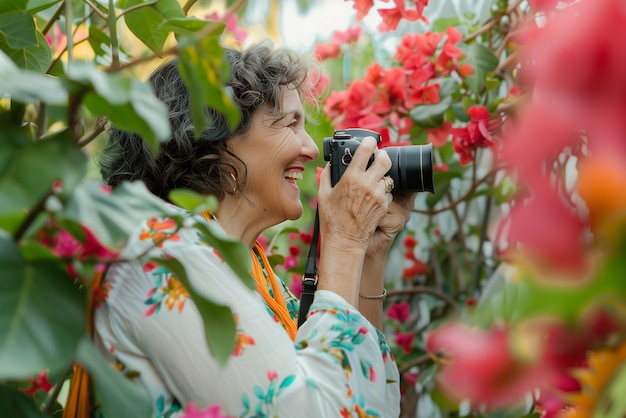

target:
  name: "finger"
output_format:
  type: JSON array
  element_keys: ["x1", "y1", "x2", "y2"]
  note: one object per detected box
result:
[{"x1": 343, "y1": 136, "x2": 378, "y2": 172}]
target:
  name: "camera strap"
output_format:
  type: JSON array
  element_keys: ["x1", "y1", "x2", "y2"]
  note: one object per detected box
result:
[{"x1": 297, "y1": 208, "x2": 320, "y2": 328}]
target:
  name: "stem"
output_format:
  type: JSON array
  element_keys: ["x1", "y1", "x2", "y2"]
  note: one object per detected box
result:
[
  {"x1": 42, "y1": 363, "x2": 74, "y2": 413},
  {"x1": 64, "y1": 0, "x2": 73, "y2": 62},
  {"x1": 42, "y1": 1, "x2": 65, "y2": 36},
  {"x1": 116, "y1": 0, "x2": 159, "y2": 18},
  {"x1": 108, "y1": 0, "x2": 120, "y2": 70},
  {"x1": 398, "y1": 354, "x2": 431, "y2": 374},
  {"x1": 83, "y1": 0, "x2": 108, "y2": 20},
  {"x1": 77, "y1": 115, "x2": 108, "y2": 147},
  {"x1": 182, "y1": 0, "x2": 199, "y2": 14},
  {"x1": 13, "y1": 191, "x2": 52, "y2": 241}
]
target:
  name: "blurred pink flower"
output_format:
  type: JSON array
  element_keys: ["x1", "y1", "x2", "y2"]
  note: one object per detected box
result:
[
  {"x1": 22, "y1": 370, "x2": 53, "y2": 397},
  {"x1": 394, "y1": 330, "x2": 415, "y2": 353},
  {"x1": 386, "y1": 301, "x2": 411, "y2": 323}
]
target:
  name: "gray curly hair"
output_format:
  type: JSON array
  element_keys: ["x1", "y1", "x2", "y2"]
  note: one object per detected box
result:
[{"x1": 98, "y1": 42, "x2": 319, "y2": 201}]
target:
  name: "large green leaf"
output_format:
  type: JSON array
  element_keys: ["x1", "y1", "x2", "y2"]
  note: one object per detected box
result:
[
  {"x1": 60, "y1": 179, "x2": 171, "y2": 250},
  {"x1": 0, "y1": 19, "x2": 51, "y2": 71},
  {"x1": 0, "y1": 128, "x2": 86, "y2": 235},
  {"x1": 0, "y1": 0, "x2": 59, "y2": 13},
  {"x1": 0, "y1": 58, "x2": 67, "y2": 104},
  {"x1": 0, "y1": 231, "x2": 85, "y2": 380},
  {"x1": 151, "y1": 257, "x2": 236, "y2": 365},
  {"x1": 121, "y1": 0, "x2": 184, "y2": 53},
  {"x1": 460, "y1": 43, "x2": 498, "y2": 93},
  {"x1": 0, "y1": 384, "x2": 49, "y2": 418},
  {"x1": 75, "y1": 336, "x2": 152, "y2": 418},
  {"x1": 179, "y1": 35, "x2": 240, "y2": 137},
  {"x1": 65, "y1": 61, "x2": 171, "y2": 149},
  {"x1": 159, "y1": 17, "x2": 225, "y2": 37},
  {"x1": 410, "y1": 96, "x2": 452, "y2": 128},
  {"x1": 0, "y1": 11, "x2": 37, "y2": 48}
]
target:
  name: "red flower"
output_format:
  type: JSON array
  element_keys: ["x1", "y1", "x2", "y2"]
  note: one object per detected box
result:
[
  {"x1": 332, "y1": 26, "x2": 362, "y2": 44},
  {"x1": 314, "y1": 43, "x2": 341, "y2": 61},
  {"x1": 394, "y1": 330, "x2": 415, "y2": 353},
  {"x1": 349, "y1": 0, "x2": 375, "y2": 20},
  {"x1": 427, "y1": 121, "x2": 452, "y2": 147},
  {"x1": 378, "y1": 0, "x2": 428, "y2": 32},
  {"x1": 450, "y1": 106, "x2": 495, "y2": 166},
  {"x1": 386, "y1": 301, "x2": 411, "y2": 322},
  {"x1": 22, "y1": 370, "x2": 53, "y2": 397}
]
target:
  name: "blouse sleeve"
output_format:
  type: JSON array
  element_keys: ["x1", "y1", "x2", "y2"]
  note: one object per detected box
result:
[{"x1": 103, "y1": 219, "x2": 400, "y2": 417}]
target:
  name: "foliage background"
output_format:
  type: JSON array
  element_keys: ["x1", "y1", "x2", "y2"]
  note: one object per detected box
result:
[{"x1": 1, "y1": 0, "x2": 626, "y2": 417}]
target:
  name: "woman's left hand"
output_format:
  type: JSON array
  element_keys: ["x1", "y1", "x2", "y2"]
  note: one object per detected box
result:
[{"x1": 365, "y1": 191, "x2": 416, "y2": 261}]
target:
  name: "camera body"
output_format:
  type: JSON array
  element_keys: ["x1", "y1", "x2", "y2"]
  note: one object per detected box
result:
[{"x1": 323, "y1": 128, "x2": 435, "y2": 193}]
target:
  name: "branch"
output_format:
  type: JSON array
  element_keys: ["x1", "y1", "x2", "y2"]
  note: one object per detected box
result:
[
  {"x1": 83, "y1": 0, "x2": 108, "y2": 20},
  {"x1": 183, "y1": 0, "x2": 199, "y2": 14},
  {"x1": 77, "y1": 116, "x2": 108, "y2": 147},
  {"x1": 42, "y1": 1, "x2": 65, "y2": 36},
  {"x1": 398, "y1": 354, "x2": 431, "y2": 374},
  {"x1": 116, "y1": 0, "x2": 158, "y2": 19}
]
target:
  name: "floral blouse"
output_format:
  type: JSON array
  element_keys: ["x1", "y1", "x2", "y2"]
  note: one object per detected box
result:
[{"x1": 93, "y1": 207, "x2": 400, "y2": 417}]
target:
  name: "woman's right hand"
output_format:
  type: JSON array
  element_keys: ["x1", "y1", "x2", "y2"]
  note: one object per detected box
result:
[
  {"x1": 315, "y1": 136, "x2": 392, "y2": 304},
  {"x1": 317, "y1": 136, "x2": 393, "y2": 252}
]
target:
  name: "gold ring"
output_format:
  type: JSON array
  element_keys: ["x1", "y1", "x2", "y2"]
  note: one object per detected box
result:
[{"x1": 382, "y1": 176, "x2": 394, "y2": 193}]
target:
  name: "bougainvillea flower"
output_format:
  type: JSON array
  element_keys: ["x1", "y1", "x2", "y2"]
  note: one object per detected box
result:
[
  {"x1": 394, "y1": 330, "x2": 415, "y2": 353},
  {"x1": 450, "y1": 106, "x2": 495, "y2": 165},
  {"x1": 22, "y1": 370, "x2": 53, "y2": 397},
  {"x1": 332, "y1": 26, "x2": 362, "y2": 44},
  {"x1": 386, "y1": 301, "x2": 411, "y2": 322},
  {"x1": 435, "y1": 26, "x2": 463, "y2": 73},
  {"x1": 349, "y1": 0, "x2": 375, "y2": 21},
  {"x1": 314, "y1": 43, "x2": 341, "y2": 61},
  {"x1": 205, "y1": 12, "x2": 247, "y2": 42},
  {"x1": 426, "y1": 323, "x2": 557, "y2": 410},
  {"x1": 427, "y1": 121, "x2": 452, "y2": 147}
]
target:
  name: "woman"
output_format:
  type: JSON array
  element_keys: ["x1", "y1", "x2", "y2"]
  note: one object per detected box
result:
[{"x1": 95, "y1": 42, "x2": 413, "y2": 417}]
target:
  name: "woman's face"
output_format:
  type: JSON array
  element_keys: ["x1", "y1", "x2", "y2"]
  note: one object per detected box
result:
[{"x1": 228, "y1": 86, "x2": 319, "y2": 224}]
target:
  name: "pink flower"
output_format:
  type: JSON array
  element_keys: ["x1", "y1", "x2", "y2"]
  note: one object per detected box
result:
[
  {"x1": 332, "y1": 26, "x2": 362, "y2": 44},
  {"x1": 180, "y1": 402, "x2": 228, "y2": 418},
  {"x1": 22, "y1": 370, "x2": 53, "y2": 397},
  {"x1": 349, "y1": 0, "x2": 375, "y2": 20},
  {"x1": 267, "y1": 369, "x2": 278, "y2": 381},
  {"x1": 394, "y1": 330, "x2": 415, "y2": 353},
  {"x1": 427, "y1": 121, "x2": 452, "y2": 147},
  {"x1": 314, "y1": 43, "x2": 341, "y2": 61},
  {"x1": 386, "y1": 301, "x2": 410, "y2": 323}
]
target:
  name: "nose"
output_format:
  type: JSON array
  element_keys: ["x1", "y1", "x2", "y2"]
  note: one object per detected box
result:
[{"x1": 300, "y1": 130, "x2": 319, "y2": 161}]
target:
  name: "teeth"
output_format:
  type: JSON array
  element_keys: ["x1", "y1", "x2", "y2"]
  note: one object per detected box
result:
[{"x1": 283, "y1": 170, "x2": 303, "y2": 181}]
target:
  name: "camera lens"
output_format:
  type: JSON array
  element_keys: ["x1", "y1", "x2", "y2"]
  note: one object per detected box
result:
[{"x1": 385, "y1": 144, "x2": 434, "y2": 193}]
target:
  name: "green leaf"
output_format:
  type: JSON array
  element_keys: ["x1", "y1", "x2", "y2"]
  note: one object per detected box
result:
[
  {"x1": 75, "y1": 336, "x2": 152, "y2": 418},
  {"x1": 26, "y1": 0, "x2": 61, "y2": 13},
  {"x1": 194, "y1": 221, "x2": 254, "y2": 289},
  {"x1": 0, "y1": 63, "x2": 67, "y2": 104},
  {"x1": 168, "y1": 188, "x2": 219, "y2": 212},
  {"x1": 0, "y1": 11, "x2": 37, "y2": 48},
  {"x1": 0, "y1": 230, "x2": 85, "y2": 380},
  {"x1": 0, "y1": 23, "x2": 51, "y2": 71},
  {"x1": 60, "y1": 179, "x2": 172, "y2": 250},
  {"x1": 66, "y1": 61, "x2": 171, "y2": 149},
  {"x1": 179, "y1": 35, "x2": 241, "y2": 137},
  {"x1": 460, "y1": 43, "x2": 498, "y2": 93},
  {"x1": 0, "y1": 384, "x2": 49, "y2": 418},
  {"x1": 410, "y1": 96, "x2": 452, "y2": 129},
  {"x1": 0, "y1": 0, "x2": 27, "y2": 14},
  {"x1": 121, "y1": 0, "x2": 184, "y2": 53},
  {"x1": 0, "y1": 129, "x2": 86, "y2": 235},
  {"x1": 160, "y1": 17, "x2": 225, "y2": 37},
  {"x1": 151, "y1": 257, "x2": 236, "y2": 365}
]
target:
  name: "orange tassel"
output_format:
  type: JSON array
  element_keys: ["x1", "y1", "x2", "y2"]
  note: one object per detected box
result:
[{"x1": 63, "y1": 270, "x2": 103, "y2": 418}]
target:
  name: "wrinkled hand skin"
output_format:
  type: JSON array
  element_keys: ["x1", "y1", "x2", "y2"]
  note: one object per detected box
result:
[{"x1": 315, "y1": 137, "x2": 397, "y2": 306}]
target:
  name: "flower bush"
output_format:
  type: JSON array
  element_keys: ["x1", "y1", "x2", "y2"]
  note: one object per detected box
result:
[{"x1": 2, "y1": 0, "x2": 626, "y2": 417}]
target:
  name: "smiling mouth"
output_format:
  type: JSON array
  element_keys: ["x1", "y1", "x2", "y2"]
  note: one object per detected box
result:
[{"x1": 283, "y1": 169, "x2": 303, "y2": 183}]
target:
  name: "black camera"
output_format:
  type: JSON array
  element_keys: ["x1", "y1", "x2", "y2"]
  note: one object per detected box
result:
[{"x1": 323, "y1": 128, "x2": 435, "y2": 193}]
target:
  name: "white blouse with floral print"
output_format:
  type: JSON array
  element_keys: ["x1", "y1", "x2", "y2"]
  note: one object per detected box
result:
[{"x1": 94, "y1": 207, "x2": 401, "y2": 417}]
